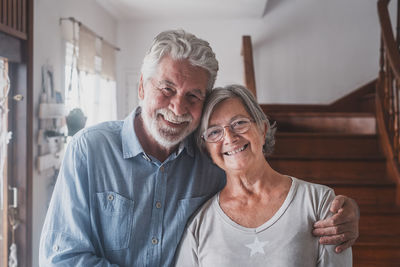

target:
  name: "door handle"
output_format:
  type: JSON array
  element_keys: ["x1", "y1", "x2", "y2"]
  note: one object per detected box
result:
[
  {"x1": 8, "y1": 186, "x2": 18, "y2": 208},
  {"x1": 13, "y1": 94, "x2": 24, "y2": 102}
]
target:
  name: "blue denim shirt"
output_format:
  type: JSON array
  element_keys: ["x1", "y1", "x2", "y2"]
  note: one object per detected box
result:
[{"x1": 39, "y1": 108, "x2": 226, "y2": 267}]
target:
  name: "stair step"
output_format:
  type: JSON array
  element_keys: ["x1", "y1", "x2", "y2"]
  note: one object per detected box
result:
[
  {"x1": 306, "y1": 177, "x2": 395, "y2": 186},
  {"x1": 269, "y1": 158, "x2": 387, "y2": 181},
  {"x1": 273, "y1": 133, "x2": 383, "y2": 158},
  {"x1": 301, "y1": 177, "x2": 396, "y2": 205},
  {"x1": 267, "y1": 112, "x2": 376, "y2": 134},
  {"x1": 359, "y1": 204, "x2": 400, "y2": 215},
  {"x1": 354, "y1": 254, "x2": 400, "y2": 267},
  {"x1": 353, "y1": 245, "x2": 400, "y2": 266},
  {"x1": 359, "y1": 214, "x2": 400, "y2": 236},
  {"x1": 350, "y1": 207, "x2": 400, "y2": 266},
  {"x1": 328, "y1": 184, "x2": 396, "y2": 205},
  {"x1": 354, "y1": 262, "x2": 400, "y2": 267},
  {"x1": 268, "y1": 111, "x2": 375, "y2": 117},
  {"x1": 356, "y1": 235, "x2": 400, "y2": 247},
  {"x1": 262, "y1": 106, "x2": 400, "y2": 266},
  {"x1": 353, "y1": 228, "x2": 400, "y2": 266},
  {"x1": 362, "y1": 92, "x2": 376, "y2": 98}
]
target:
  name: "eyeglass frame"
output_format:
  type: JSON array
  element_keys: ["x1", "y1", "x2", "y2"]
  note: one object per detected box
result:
[{"x1": 201, "y1": 117, "x2": 255, "y2": 143}]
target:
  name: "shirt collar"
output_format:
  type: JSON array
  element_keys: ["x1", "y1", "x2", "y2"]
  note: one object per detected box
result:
[
  {"x1": 121, "y1": 107, "x2": 195, "y2": 159},
  {"x1": 121, "y1": 107, "x2": 144, "y2": 159},
  {"x1": 178, "y1": 133, "x2": 195, "y2": 157}
]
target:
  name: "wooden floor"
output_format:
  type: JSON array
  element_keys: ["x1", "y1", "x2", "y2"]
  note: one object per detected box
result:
[{"x1": 268, "y1": 110, "x2": 400, "y2": 266}]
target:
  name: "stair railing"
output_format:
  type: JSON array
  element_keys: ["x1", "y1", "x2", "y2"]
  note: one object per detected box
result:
[
  {"x1": 0, "y1": 0, "x2": 28, "y2": 39},
  {"x1": 376, "y1": 0, "x2": 400, "y2": 203}
]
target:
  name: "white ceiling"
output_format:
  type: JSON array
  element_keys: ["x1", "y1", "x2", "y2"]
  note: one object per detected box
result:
[{"x1": 96, "y1": 0, "x2": 269, "y2": 21}]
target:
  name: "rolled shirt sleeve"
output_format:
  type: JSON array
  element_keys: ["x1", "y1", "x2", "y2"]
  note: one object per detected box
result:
[
  {"x1": 317, "y1": 189, "x2": 353, "y2": 267},
  {"x1": 175, "y1": 228, "x2": 199, "y2": 267}
]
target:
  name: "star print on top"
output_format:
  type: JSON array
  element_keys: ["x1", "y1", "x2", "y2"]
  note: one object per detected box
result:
[
  {"x1": 175, "y1": 177, "x2": 352, "y2": 267},
  {"x1": 245, "y1": 237, "x2": 269, "y2": 257}
]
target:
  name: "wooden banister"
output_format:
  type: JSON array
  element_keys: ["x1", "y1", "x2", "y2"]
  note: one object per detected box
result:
[
  {"x1": 376, "y1": 0, "x2": 400, "y2": 204},
  {"x1": 241, "y1": 35, "x2": 257, "y2": 98},
  {"x1": 0, "y1": 0, "x2": 27, "y2": 40},
  {"x1": 378, "y1": 0, "x2": 400, "y2": 78}
]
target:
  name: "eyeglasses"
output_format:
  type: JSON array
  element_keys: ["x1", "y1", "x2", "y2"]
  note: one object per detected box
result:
[{"x1": 202, "y1": 117, "x2": 254, "y2": 143}]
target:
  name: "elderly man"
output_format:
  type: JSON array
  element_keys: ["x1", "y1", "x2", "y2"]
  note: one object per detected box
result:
[{"x1": 39, "y1": 30, "x2": 359, "y2": 266}]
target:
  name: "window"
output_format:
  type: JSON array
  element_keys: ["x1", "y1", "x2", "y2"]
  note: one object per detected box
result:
[{"x1": 63, "y1": 23, "x2": 117, "y2": 129}]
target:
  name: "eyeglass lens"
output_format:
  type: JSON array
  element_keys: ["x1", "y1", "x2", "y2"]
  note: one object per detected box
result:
[{"x1": 203, "y1": 118, "x2": 252, "y2": 142}]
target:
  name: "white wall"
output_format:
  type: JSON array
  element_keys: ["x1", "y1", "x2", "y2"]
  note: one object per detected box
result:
[
  {"x1": 116, "y1": 0, "x2": 394, "y2": 118},
  {"x1": 32, "y1": 0, "x2": 117, "y2": 266}
]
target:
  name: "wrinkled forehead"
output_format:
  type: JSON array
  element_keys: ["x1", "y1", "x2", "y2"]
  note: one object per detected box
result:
[
  {"x1": 207, "y1": 97, "x2": 249, "y2": 125},
  {"x1": 155, "y1": 56, "x2": 208, "y2": 85}
]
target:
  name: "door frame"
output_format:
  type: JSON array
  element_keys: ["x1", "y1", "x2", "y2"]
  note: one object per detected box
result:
[{"x1": 0, "y1": 0, "x2": 33, "y2": 265}]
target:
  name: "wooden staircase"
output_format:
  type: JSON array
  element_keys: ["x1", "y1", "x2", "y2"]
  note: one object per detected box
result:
[
  {"x1": 263, "y1": 103, "x2": 400, "y2": 266},
  {"x1": 239, "y1": 1, "x2": 400, "y2": 265}
]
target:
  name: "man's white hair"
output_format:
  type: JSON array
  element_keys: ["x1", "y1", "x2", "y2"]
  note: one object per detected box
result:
[{"x1": 140, "y1": 29, "x2": 219, "y2": 93}]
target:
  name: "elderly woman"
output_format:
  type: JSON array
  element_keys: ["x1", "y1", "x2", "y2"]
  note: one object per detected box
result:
[{"x1": 175, "y1": 84, "x2": 352, "y2": 266}]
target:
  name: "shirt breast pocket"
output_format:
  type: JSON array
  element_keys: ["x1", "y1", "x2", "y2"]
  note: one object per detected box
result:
[{"x1": 95, "y1": 191, "x2": 134, "y2": 250}]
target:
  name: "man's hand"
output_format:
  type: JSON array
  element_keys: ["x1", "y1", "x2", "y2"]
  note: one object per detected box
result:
[{"x1": 313, "y1": 195, "x2": 360, "y2": 253}]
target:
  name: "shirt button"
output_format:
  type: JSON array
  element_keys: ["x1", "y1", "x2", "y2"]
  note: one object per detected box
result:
[
  {"x1": 151, "y1": 238, "x2": 158, "y2": 245},
  {"x1": 155, "y1": 201, "x2": 162, "y2": 209},
  {"x1": 53, "y1": 245, "x2": 59, "y2": 252},
  {"x1": 107, "y1": 194, "x2": 114, "y2": 201},
  {"x1": 160, "y1": 166, "x2": 164, "y2": 172}
]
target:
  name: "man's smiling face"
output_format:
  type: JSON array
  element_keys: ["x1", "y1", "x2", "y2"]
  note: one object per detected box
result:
[{"x1": 139, "y1": 55, "x2": 209, "y2": 149}]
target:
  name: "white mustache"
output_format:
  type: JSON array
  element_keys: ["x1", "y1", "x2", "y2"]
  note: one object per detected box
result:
[{"x1": 157, "y1": 108, "x2": 192, "y2": 124}]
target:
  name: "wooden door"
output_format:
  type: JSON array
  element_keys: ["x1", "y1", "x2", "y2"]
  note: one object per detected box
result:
[
  {"x1": 0, "y1": 0, "x2": 33, "y2": 264},
  {"x1": 0, "y1": 56, "x2": 30, "y2": 267},
  {"x1": 7, "y1": 60, "x2": 30, "y2": 267},
  {"x1": 0, "y1": 57, "x2": 10, "y2": 267}
]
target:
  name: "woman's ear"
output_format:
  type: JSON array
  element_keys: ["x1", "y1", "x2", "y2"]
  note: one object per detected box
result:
[
  {"x1": 263, "y1": 122, "x2": 268, "y2": 140},
  {"x1": 261, "y1": 122, "x2": 268, "y2": 153},
  {"x1": 138, "y1": 75, "x2": 145, "y2": 100}
]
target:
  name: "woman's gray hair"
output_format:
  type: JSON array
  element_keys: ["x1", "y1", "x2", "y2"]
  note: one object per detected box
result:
[
  {"x1": 197, "y1": 84, "x2": 277, "y2": 156},
  {"x1": 140, "y1": 29, "x2": 219, "y2": 92}
]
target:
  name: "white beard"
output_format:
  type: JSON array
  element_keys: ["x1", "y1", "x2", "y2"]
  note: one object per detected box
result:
[{"x1": 140, "y1": 106, "x2": 195, "y2": 149}]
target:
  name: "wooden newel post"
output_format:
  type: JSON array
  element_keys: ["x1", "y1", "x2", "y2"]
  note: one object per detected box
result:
[
  {"x1": 397, "y1": 0, "x2": 400, "y2": 48},
  {"x1": 241, "y1": 35, "x2": 257, "y2": 98}
]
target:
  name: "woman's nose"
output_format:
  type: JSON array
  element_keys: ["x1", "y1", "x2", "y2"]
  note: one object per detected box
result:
[{"x1": 223, "y1": 126, "x2": 238, "y2": 143}]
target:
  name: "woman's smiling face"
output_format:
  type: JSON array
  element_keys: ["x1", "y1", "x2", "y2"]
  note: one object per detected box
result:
[{"x1": 205, "y1": 97, "x2": 266, "y2": 173}]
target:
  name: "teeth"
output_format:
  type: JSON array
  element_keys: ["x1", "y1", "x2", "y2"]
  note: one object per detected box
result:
[
  {"x1": 225, "y1": 144, "x2": 247, "y2": 155},
  {"x1": 157, "y1": 109, "x2": 192, "y2": 124},
  {"x1": 164, "y1": 114, "x2": 188, "y2": 124}
]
